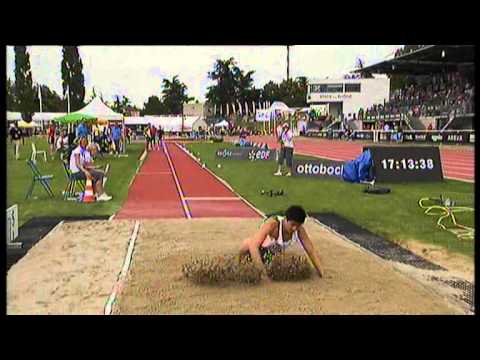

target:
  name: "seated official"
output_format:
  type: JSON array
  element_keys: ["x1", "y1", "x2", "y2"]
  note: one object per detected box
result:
[{"x1": 69, "y1": 137, "x2": 112, "y2": 202}]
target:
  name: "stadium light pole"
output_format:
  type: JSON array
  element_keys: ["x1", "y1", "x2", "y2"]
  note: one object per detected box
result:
[{"x1": 286, "y1": 45, "x2": 292, "y2": 81}]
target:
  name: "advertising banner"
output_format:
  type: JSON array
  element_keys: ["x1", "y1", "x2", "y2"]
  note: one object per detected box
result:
[
  {"x1": 293, "y1": 159, "x2": 344, "y2": 179},
  {"x1": 215, "y1": 147, "x2": 274, "y2": 161},
  {"x1": 255, "y1": 109, "x2": 271, "y2": 122}
]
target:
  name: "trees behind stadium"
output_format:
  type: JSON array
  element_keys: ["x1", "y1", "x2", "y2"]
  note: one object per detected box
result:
[{"x1": 205, "y1": 57, "x2": 308, "y2": 114}]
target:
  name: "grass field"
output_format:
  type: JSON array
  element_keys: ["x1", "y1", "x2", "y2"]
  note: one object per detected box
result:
[
  {"x1": 187, "y1": 142, "x2": 475, "y2": 258},
  {"x1": 6, "y1": 137, "x2": 144, "y2": 227}
]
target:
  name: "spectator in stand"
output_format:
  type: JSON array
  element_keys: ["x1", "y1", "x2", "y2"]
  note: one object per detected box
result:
[
  {"x1": 56, "y1": 129, "x2": 70, "y2": 160},
  {"x1": 10, "y1": 123, "x2": 22, "y2": 160},
  {"x1": 112, "y1": 124, "x2": 122, "y2": 156},
  {"x1": 76, "y1": 121, "x2": 88, "y2": 140},
  {"x1": 239, "y1": 127, "x2": 249, "y2": 146},
  {"x1": 158, "y1": 126, "x2": 164, "y2": 146},
  {"x1": 144, "y1": 124, "x2": 152, "y2": 151},
  {"x1": 122, "y1": 125, "x2": 129, "y2": 147},
  {"x1": 150, "y1": 124, "x2": 158, "y2": 150},
  {"x1": 47, "y1": 123, "x2": 57, "y2": 156}
]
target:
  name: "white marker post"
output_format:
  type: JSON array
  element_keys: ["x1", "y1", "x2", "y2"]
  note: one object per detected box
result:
[{"x1": 6, "y1": 205, "x2": 21, "y2": 249}]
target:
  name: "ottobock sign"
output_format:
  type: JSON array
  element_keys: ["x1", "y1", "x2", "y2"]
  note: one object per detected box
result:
[
  {"x1": 6, "y1": 204, "x2": 20, "y2": 248},
  {"x1": 293, "y1": 159, "x2": 344, "y2": 179},
  {"x1": 215, "y1": 147, "x2": 274, "y2": 161}
]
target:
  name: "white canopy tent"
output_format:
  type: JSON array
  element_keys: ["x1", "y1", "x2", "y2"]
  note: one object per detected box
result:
[
  {"x1": 124, "y1": 116, "x2": 150, "y2": 126},
  {"x1": 269, "y1": 101, "x2": 295, "y2": 114},
  {"x1": 7, "y1": 112, "x2": 22, "y2": 122},
  {"x1": 34, "y1": 112, "x2": 67, "y2": 122},
  {"x1": 7, "y1": 111, "x2": 58, "y2": 128},
  {"x1": 214, "y1": 120, "x2": 229, "y2": 128},
  {"x1": 192, "y1": 117, "x2": 207, "y2": 131},
  {"x1": 123, "y1": 115, "x2": 206, "y2": 132},
  {"x1": 73, "y1": 97, "x2": 123, "y2": 121}
]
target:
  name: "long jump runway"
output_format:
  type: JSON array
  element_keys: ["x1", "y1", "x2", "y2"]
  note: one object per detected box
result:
[
  {"x1": 115, "y1": 142, "x2": 260, "y2": 220},
  {"x1": 244, "y1": 136, "x2": 474, "y2": 182}
]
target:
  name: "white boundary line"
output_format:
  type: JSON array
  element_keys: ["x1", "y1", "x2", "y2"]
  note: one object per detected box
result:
[
  {"x1": 443, "y1": 175, "x2": 474, "y2": 183},
  {"x1": 110, "y1": 149, "x2": 147, "y2": 220},
  {"x1": 185, "y1": 197, "x2": 241, "y2": 201},
  {"x1": 104, "y1": 220, "x2": 140, "y2": 315},
  {"x1": 42, "y1": 220, "x2": 65, "y2": 241},
  {"x1": 175, "y1": 143, "x2": 265, "y2": 218},
  {"x1": 128, "y1": 149, "x2": 147, "y2": 188},
  {"x1": 163, "y1": 142, "x2": 192, "y2": 219},
  {"x1": 136, "y1": 172, "x2": 172, "y2": 175}
]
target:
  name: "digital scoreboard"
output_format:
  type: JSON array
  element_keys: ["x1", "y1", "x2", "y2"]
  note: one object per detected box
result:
[{"x1": 364, "y1": 146, "x2": 444, "y2": 182}]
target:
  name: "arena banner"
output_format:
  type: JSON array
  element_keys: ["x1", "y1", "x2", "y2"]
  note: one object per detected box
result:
[
  {"x1": 364, "y1": 146, "x2": 443, "y2": 182},
  {"x1": 293, "y1": 159, "x2": 344, "y2": 179},
  {"x1": 255, "y1": 109, "x2": 271, "y2": 122},
  {"x1": 353, "y1": 131, "x2": 374, "y2": 141},
  {"x1": 302, "y1": 130, "x2": 474, "y2": 144},
  {"x1": 442, "y1": 132, "x2": 469, "y2": 144},
  {"x1": 215, "y1": 147, "x2": 274, "y2": 161},
  {"x1": 402, "y1": 131, "x2": 474, "y2": 144}
]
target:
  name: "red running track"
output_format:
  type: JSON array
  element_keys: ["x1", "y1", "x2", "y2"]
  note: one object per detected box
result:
[
  {"x1": 116, "y1": 142, "x2": 260, "y2": 219},
  {"x1": 236, "y1": 136, "x2": 474, "y2": 182},
  {"x1": 166, "y1": 143, "x2": 260, "y2": 218}
]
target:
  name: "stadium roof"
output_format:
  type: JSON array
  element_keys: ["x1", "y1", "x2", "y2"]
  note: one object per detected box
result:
[{"x1": 353, "y1": 45, "x2": 474, "y2": 75}]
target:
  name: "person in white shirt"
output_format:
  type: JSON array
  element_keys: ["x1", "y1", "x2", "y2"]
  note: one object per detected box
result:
[
  {"x1": 56, "y1": 129, "x2": 70, "y2": 159},
  {"x1": 274, "y1": 123, "x2": 294, "y2": 176},
  {"x1": 69, "y1": 137, "x2": 112, "y2": 201}
]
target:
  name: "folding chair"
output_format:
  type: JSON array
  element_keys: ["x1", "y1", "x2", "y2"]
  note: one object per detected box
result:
[
  {"x1": 62, "y1": 160, "x2": 85, "y2": 200},
  {"x1": 25, "y1": 160, "x2": 54, "y2": 199},
  {"x1": 31, "y1": 142, "x2": 47, "y2": 164}
]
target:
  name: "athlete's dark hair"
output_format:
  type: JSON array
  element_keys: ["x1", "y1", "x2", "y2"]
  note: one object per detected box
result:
[{"x1": 285, "y1": 205, "x2": 307, "y2": 224}]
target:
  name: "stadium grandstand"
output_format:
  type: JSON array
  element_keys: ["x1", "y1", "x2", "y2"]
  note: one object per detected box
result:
[{"x1": 353, "y1": 45, "x2": 474, "y2": 134}]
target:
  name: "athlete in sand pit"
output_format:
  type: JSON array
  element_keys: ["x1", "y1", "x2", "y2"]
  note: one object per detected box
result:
[{"x1": 239, "y1": 205, "x2": 324, "y2": 279}]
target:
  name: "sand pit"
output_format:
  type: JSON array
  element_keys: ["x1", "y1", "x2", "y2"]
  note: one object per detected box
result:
[
  {"x1": 7, "y1": 220, "x2": 135, "y2": 315},
  {"x1": 115, "y1": 218, "x2": 465, "y2": 315}
]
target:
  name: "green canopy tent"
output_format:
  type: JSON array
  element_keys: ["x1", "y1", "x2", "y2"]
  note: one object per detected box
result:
[{"x1": 54, "y1": 113, "x2": 97, "y2": 125}]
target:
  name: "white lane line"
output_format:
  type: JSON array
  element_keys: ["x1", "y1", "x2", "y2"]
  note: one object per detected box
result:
[
  {"x1": 104, "y1": 220, "x2": 140, "y2": 315},
  {"x1": 137, "y1": 172, "x2": 172, "y2": 175},
  {"x1": 185, "y1": 197, "x2": 242, "y2": 201},
  {"x1": 163, "y1": 142, "x2": 192, "y2": 219},
  {"x1": 444, "y1": 176, "x2": 474, "y2": 183}
]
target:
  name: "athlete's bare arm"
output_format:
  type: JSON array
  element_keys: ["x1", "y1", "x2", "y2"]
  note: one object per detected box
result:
[
  {"x1": 240, "y1": 219, "x2": 277, "y2": 273},
  {"x1": 298, "y1": 225, "x2": 324, "y2": 277}
]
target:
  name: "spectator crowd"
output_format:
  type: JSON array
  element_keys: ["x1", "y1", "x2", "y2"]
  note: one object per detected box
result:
[{"x1": 358, "y1": 71, "x2": 474, "y2": 124}]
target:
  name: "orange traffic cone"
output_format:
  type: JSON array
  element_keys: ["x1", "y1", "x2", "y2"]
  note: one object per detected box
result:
[{"x1": 83, "y1": 178, "x2": 96, "y2": 203}]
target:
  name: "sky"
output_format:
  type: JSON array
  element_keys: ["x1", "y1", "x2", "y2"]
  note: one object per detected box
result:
[{"x1": 6, "y1": 45, "x2": 401, "y2": 107}]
